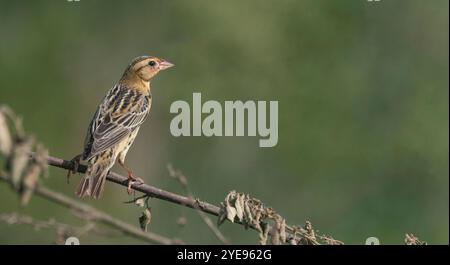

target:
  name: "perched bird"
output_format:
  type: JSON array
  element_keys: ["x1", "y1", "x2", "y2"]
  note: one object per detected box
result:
[{"x1": 71, "y1": 55, "x2": 174, "y2": 199}]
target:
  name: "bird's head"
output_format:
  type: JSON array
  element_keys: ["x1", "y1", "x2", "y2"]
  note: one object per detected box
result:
[{"x1": 122, "y1": 55, "x2": 174, "y2": 83}]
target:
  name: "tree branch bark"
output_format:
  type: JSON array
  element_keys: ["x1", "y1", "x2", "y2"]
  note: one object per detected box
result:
[
  {"x1": 37, "y1": 154, "x2": 310, "y2": 244},
  {"x1": 43, "y1": 154, "x2": 222, "y2": 217}
]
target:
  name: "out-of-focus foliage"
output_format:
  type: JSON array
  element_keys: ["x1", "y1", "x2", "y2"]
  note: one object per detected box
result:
[{"x1": 0, "y1": 0, "x2": 448, "y2": 244}]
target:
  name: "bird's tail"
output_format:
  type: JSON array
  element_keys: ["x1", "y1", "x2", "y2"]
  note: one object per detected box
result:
[{"x1": 76, "y1": 153, "x2": 114, "y2": 199}]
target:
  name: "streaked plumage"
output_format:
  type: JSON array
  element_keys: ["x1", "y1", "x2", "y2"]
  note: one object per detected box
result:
[{"x1": 75, "y1": 55, "x2": 174, "y2": 199}]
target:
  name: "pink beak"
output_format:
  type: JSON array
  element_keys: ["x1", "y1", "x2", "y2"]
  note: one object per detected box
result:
[{"x1": 159, "y1": 60, "x2": 174, "y2": 70}]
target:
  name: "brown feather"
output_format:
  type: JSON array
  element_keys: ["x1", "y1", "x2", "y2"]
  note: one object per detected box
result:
[{"x1": 76, "y1": 150, "x2": 115, "y2": 199}]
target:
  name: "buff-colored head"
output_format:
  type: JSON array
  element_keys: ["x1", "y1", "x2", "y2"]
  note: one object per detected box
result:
[{"x1": 122, "y1": 55, "x2": 174, "y2": 83}]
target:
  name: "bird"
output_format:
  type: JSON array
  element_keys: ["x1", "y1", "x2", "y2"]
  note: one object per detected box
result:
[{"x1": 69, "y1": 55, "x2": 174, "y2": 199}]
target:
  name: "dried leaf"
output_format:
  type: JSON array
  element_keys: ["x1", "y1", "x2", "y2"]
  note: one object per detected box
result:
[
  {"x1": 305, "y1": 221, "x2": 315, "y2": 237},
  {"x1": 235, "y1": 194, "x2": 244, "y2": 222},
  {"x1": 20, "y1": 164, "x2": 40, "y2": 206},
  {"x1": 225, "y1": 190, "x2": 236, "y2": 204},
  {"x1": 259, "y1": 223, "x2": 270, "y2": 245},
  {"x1": 135, "y1": 198, "x2": 145, "y2": 208},
  {"x1": 10, "y1": 137, "x2": 33, "y2": 189},
  {"x1": 244, "y1": 198, "x2": 253, "y2": 226},
  {"x1": 219, "y1": 190, "x2": 343, "y2": 245},
  {"x1": 299, "y1": 221, "x2": 318, "y2": 245},
  {"x1": 279, "y1": 219, "x2": 287, "y2": 243},
  {"x1": 33, "y1": 144, "x2": 48, "y2": 177},
  {"x1": 138, "y1": 208, "x2": 152, "y2": 231},
  {"x1": 224, "y1": 191, "x2": 238, "y2": 223},
  {"x1": 0, "y1": 111, "x2": 12, "y2": 155},
  {"x1": 271, "y1": 224, "x2": 280, "y2": 245},
  {"x1": 252, "y1": 210, "x2": 262, "y2": 232},
  {"x1": 226, "y1": 204, "x2": 237, "y2": 223},
  {"x1": 405, "y1": 233, "x2": 426, "y2": 245}
]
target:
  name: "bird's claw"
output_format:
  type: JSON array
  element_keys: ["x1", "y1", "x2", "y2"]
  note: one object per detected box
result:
[
  {"x1": 66, "y1": 154, "x2": 82, "y2": 184},
  {"x1": 126, "y1": 173, "x2": 144, "y2": 195}
]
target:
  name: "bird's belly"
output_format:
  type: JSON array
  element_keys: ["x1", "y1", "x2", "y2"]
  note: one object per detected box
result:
[{"x1": 117, "y1": 128, "x2": 140, "y2": 163}]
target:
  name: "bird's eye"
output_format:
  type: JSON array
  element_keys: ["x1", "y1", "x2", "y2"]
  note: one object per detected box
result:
[{"x1": 148, "y1": 60, "x2": 157, "y2": 66}]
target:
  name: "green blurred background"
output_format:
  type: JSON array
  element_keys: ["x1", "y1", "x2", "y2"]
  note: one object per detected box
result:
[{"x1": 0, "y1": 0, "x2": 448, "y2": 244}]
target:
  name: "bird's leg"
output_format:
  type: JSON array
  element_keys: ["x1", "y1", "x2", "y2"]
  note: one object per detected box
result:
[
  {"x1": 66, "y1": 154, "x2": 82, "y2": 184},
  {"x1": 118, "y1": 160, "x2": 144, "y2": 194}
]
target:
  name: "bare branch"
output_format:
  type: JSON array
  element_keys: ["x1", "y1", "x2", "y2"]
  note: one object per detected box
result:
[
  {"x1": 43, "y1": 154, "x2": 222, "y2": 216},
  {"x1": 39, "y1": 154, "x2": 326, "y2": 244},
  {"x1": 0, "y1": 212, "x2": 113, "y2": 243},
  {"x1": 0, "y1": 172, "x2": 181, "y2": 245}
]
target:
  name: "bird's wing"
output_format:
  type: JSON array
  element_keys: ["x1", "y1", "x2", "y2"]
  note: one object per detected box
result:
[{"x1": 82, "y1": 84, "x2": 151, "y2": 160}]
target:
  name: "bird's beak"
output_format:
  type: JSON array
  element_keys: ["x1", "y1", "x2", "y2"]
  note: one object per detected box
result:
[{"x1": 159, "y1": 60, "x2": 174, "y2": 70}]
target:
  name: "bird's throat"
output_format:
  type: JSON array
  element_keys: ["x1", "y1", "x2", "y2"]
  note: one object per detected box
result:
[{"x1": 120, "y1": 74, "x2": 151, "y2": 95}]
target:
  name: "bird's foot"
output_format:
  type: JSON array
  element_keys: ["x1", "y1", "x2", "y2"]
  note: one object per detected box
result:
[
  {"x1": 66, "y1": 154, "x2": 82, "y2": 184},
  {"x1": 126, "y1": 172, "x2": 144, "y2": 195}
]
